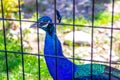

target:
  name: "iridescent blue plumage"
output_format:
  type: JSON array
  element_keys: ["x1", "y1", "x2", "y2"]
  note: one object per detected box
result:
[{"x1": 30, "y1": 10, "x2": 120, "y2": 80}]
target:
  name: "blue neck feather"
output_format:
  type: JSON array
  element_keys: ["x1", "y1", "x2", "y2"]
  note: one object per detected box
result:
[{"x1": 44, "y1": 30, "x2": 76, "y2": 80}]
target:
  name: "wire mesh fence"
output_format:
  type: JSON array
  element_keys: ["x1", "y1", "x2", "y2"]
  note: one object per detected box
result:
[{"x1": 0, "y1": 0, "x2": 120, "y2": 80}]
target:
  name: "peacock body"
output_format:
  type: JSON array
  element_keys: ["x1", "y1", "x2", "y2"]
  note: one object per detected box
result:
[{"x1": 30, "y1": 11, "x2": 120, "y2": 80}]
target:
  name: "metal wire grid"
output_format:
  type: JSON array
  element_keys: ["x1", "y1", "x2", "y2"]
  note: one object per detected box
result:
[{"x1": 0, "y1": 0, "x2": 119, "y2": 80}]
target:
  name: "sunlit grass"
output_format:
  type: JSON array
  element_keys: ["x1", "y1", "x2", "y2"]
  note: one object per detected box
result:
[
  {"x1": 94, "y1": 11, "x2": 120, "y2": 26},
  {"x1": 0, "y1": 53, "x2": 52, "y2": 80},
  {"x1": 61, "y1": 11, "x2": 120, "y2": 30}
]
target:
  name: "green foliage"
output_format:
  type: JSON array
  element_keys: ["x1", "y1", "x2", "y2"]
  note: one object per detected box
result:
[
  {"x1": 61, "y1": 12, "x2": 120, "y2": 32},
  {"x1": 0, "y1": 0, "x2": 24, "y2": 30},
  {"x1": 68, "y1": 15, "x2": 87, "y2": 25},
  {"x1": 24, "y1": 55, "x2": 52, "y2": 80},
  {"x1": 40, "y1": 57, "x2": 52, "y2": 80},
  {"x1": 0, "y1": 31, "x2": 20, "y2": 51},
  {"x1": 0, "y1": 30, "x2": 52, "y2": 79},
  {"x1": 75, "y1": 15, "x2": 88, "y2": 25},
  {"x1": 0, "y1": 0, "x2": 23, "y2": 18},
  {"x1": 59, "y1": 11, "x2": 120, "y2": 32},
  {"x1": 0, "y1": 30, "x2": 22, "y2": 79},
  {"x1": 31, "y1": 12, "x2": 41, "y2": 21},
  {"x1": 60, "y1": 15, "x2": 88, "y2": 31},
  {"x1": 94, "y1": 11, "x2": 120, "y2": 26},
  {"x1": 64, "y1": 40, "x2": 73, "y2": 46},
  {"x1": 0, "y1": 53, "x2": 52, "y2": 80}
]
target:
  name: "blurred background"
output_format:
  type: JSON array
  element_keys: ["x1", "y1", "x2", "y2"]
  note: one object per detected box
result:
[{"x1": 0, "y1": 0, "x2": 120, "y2": 80}]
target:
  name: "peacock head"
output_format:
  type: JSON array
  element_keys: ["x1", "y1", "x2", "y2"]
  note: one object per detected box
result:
[
  {"x1": 30, "y1": 9, "x2": 62, "y2": 34},
  {"x1": 30, "y1": 16, "x2": 54, "y2": 34}
]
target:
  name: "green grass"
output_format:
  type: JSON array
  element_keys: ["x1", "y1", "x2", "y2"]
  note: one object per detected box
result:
[
  {"x1": 0, "y1": 31, "x2": 52, "y2": 80},
  {"x1": 60, "y1": 11, "x2": 120, "y2": 31},
  {"x1": 61, "y1": 15, "x2": 88, "y2": 31},
  {"x1": 94, "y1": 11, "x2": 120, "y2": 26},
  {"x1": 0, "y1": 53, "x2": 52, "y2": 80}
]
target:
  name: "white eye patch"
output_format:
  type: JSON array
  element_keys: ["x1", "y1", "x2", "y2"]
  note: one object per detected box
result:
[{"x1": 42, "y1": 21, "x2": 50, "y2": 28}]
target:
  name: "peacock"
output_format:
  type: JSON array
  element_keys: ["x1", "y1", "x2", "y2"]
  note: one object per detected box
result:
[{"x1": 30, "y1": 10, "x2": 120, "y2": 80}]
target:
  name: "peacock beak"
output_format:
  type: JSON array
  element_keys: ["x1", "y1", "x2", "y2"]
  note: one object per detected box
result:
[{"x1": 30, "y1": 22, "x2": 38, "y2": 28}]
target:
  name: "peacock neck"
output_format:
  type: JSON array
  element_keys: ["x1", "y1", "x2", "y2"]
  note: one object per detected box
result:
[
  {"x1": 44, "y1": 32, "x2": 76, "y2": 80},
  {"x1": 44, "y1": 32, "x2": 64, "y2": 56}
]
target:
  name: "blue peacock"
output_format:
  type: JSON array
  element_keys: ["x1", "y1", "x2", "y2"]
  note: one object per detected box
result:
[{"x1": 30, "y1": 10, "x2": 120, "y2": 80}]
